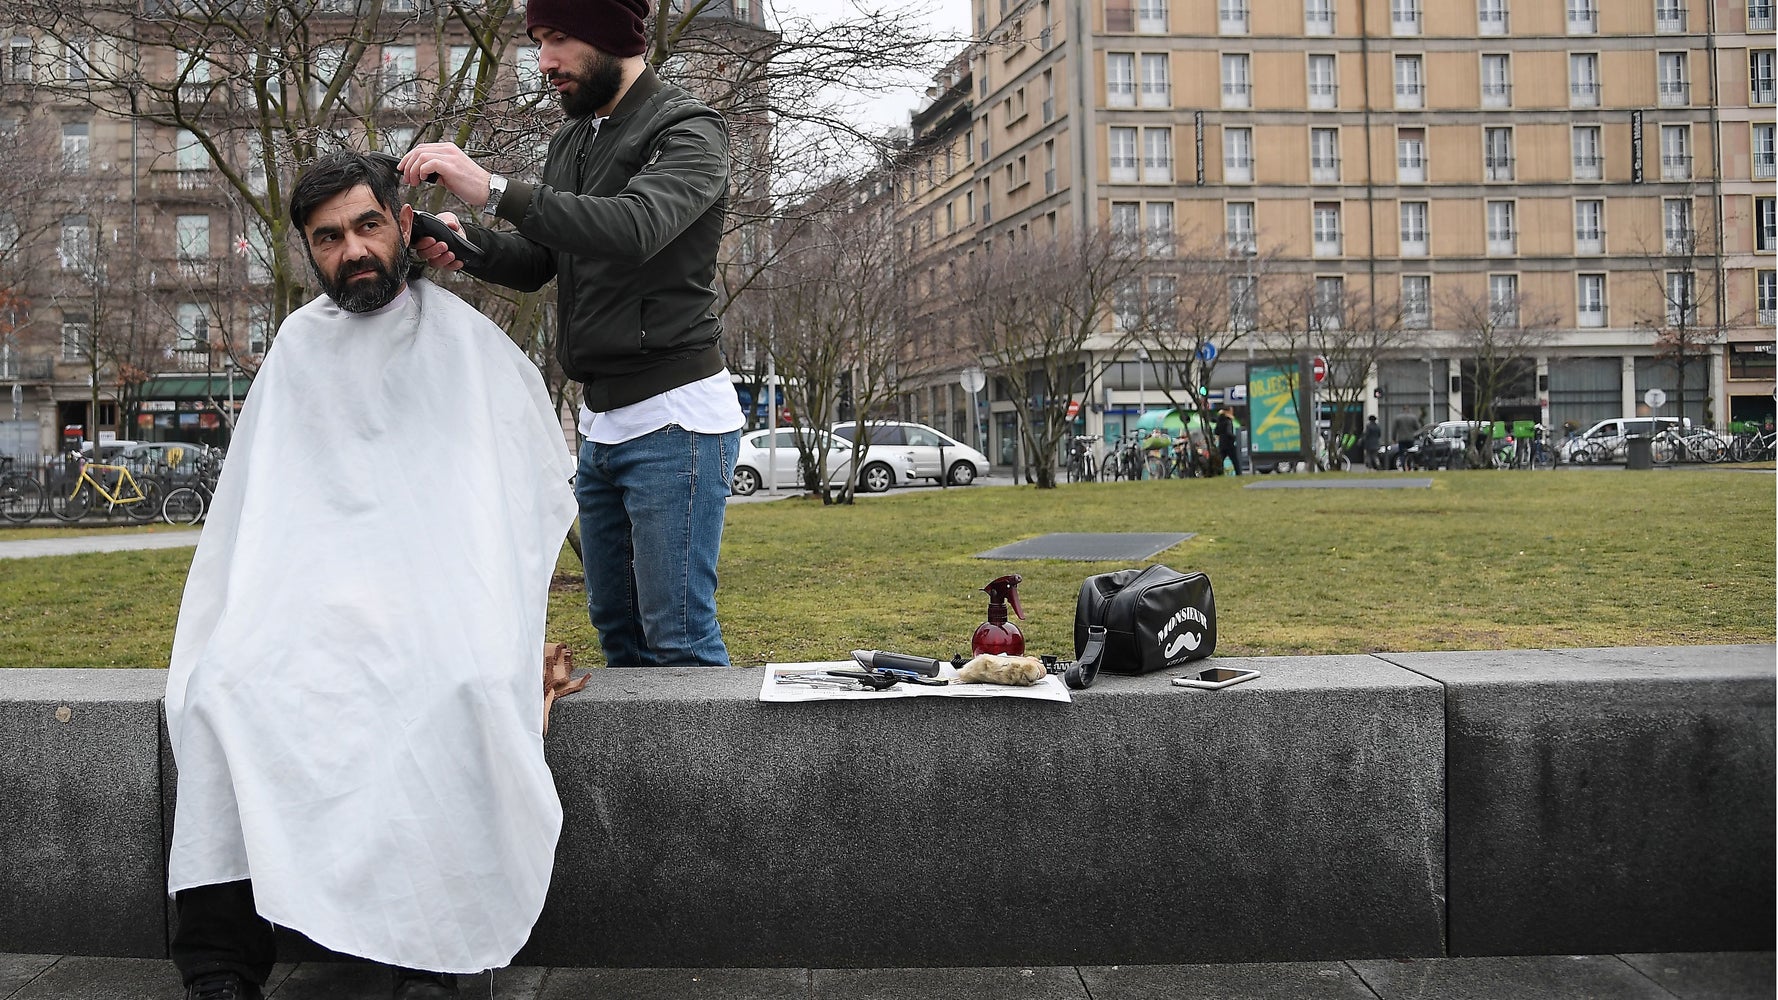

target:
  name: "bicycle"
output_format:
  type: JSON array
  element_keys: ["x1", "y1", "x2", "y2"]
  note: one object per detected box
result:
[
  {"x1": 1729, "y1": 425, "x2": 1776, "y2": 463},
  {"x1": 52, "y1": 455, "x2": 164, "y2": 522},
  {"x1": 160, "y1": 448, "x2": 223, "y2": 525},
  {"x1": 1650, "y1": 428, "x2": 1726, "y2": 465},
  {"x1": 1065, "y1": 435, "x2": 1099, "y2": 483},
  {"x1": 0, "y1": 457, "x2": 44, "y2": 523},
  {"x1": 1106, "y1": 431, "x2": 1144, "y2": 481}
]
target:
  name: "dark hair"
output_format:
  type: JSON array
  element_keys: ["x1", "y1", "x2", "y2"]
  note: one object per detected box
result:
[{"x1": 289, "y1": 150, "x2": 404, "y2": 237}]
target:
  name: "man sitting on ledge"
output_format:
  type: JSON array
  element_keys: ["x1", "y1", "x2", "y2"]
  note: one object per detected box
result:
[{"x1": 162, "y1": 151, "x2": 577, "y2": 1000}]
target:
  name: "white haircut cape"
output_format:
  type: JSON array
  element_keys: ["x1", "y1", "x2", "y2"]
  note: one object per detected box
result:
[{"x1": 165, "y1": 279, "x2": 576, "y2": 974}]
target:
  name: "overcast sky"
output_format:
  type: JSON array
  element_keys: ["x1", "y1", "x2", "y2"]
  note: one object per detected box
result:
[{"x1": 768, "y1": 0, "x2": 973, "y2": 131}]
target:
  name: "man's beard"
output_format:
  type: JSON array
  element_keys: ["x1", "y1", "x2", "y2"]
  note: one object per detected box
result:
[
  {"x1": 311, "y1": 241, "x2": 412, "y2": 314},
  {"x1": 552, "y1": 49, "x2": 625, "y2": 118}
]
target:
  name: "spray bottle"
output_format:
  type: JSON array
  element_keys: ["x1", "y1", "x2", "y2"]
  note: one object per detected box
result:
[{"x1": 971, "y1": 574, "x2": 1027, "y2": 656}]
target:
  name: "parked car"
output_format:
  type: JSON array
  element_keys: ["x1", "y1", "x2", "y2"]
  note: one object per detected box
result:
[
  {"x1": 1559, "y1": 417, "x2": 1691, "y2": 463},
  {"x1": 829, "y1": 420, "x2": 990, "y2": 487},
  {"x1": 730, "y1": 427, "x2": 917, "y2": 496}
]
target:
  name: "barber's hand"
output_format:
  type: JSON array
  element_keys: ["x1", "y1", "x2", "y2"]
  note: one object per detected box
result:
[
  {"x1": 411, "y1": 211, "x2": 467, "y2": 273},
  {"x1": 398, "y1": 143, "x2": 493, "y2": 211}
]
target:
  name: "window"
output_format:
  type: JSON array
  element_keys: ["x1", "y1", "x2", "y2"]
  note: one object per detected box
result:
[
  {"x1": 61, "y1": 314, "x2": 89, "y2": 362},
  {"x1": 1752, "y1": 1, "x2": 1775, "y2": 32},
  {"x1": 1142, "y1": 127, "x2": 1173, "y2": 183},
  {"x1": 1481, "y1": 54, "x2": 1512, "y2": 108},
  {"x1": 1147, "y1": 276, "x2": 1177, "y2": 328},
  {"x1": 8, "y1": 36, "x2": 30, "y2": 83},
  {"x1": 1572, "y1": 125, "x2": 1603, "y2": 180},
  {"x1": 1042, "y1": 69, "x2": 1055, "y2": 121},
  {"x1": 312, "y1": 44, "x2": 345, "y2": 107},
  {"x1": 1313, "y1": 276, "x2": 1344, "y2": 329},
  {"x1": 1312, "y1": 202, "x2": 1342, "y2": 257},
  {"x1": 1486, "y1": 200, "x2": 1516, "y2": 255},
  {"x1": 1305, "y1": 0, "x2": 1334, "y2": 34},
  {"x1": 1574, "y1": 199, "x2": 1605, "y2": 253},
  {"x1": 1220, "y1": 0, "x2": 1248, "y2": 34},
  {"x1": 61, "y1": 122, "x2": 89, "y2": 173},
  {"x1": 1755, "y1": 124, "x2": 1776, "y2": 180},
  {"x1": 1226, "y1": 201, "x2": 1256, "y2": 252},
  {"x1": 175, "y1": 215, "x2": 209, "y2": 260},
  {"x1": 1660, "y1": 124, "x2": 1690, "y2": 179},
  {"x1": 1663, "y1": 198, "x2": 1693, "y2": 252},
  {"x1": 381, "y1": 44, "x2": 416, "y2": 107},
  {"x1": 1229, "y1": 275, "x2": 1257, "y2": 329},
  {"x1": 1400, "y1": 201, "x2": 1429, "y2": 256},
  {"x1": 1109, "y1": 127, "x2": 1138, "y2": 183},
  {"x1": 1753, "y1": 50, "x2": 1775, "y2": 104},
  {"x1": 1484, "y1": 127, "x2": 1514, "y2": 181},
  {"x1": 1567, "y1": 0, "x2": 1597, "y2": 33},
  {"x1": 1310, "y1": 128, "x2": 1340, "y2": 182},
  {"x1": 65, "y1": 37, "x2": 88, "y2": 82},
  {"x1": 176, "y1": 128, "x2": 208, "y2": 187},
  {"x1": 1396, "y1": 275, "x2": 1430, "y2": 328},
  {"x1": 1221, "y1": 53, "x2": 1251, "y2": 108},
  {"x1": 383, "y1": 126, "x2": 416, "y2": 156},
  {"x1": 178, "y1": 57, "x2": 210, "y2": 104},
  {"x1": 1577, "y1": 274, "x2": 1606, "y2": 327},
  {"x1": 1113, "y1": 279, "x2": 1142, "y2": 332},
  {"x1": 1391, "y1": 0, "x2": 1421, "y2": 35},
  {"x1": 514, "y1": 47, "x2": 542, "y2": 101},
  {"x1": 733, "y1": 0, "x2": 751, "y2": 20},
  {"x1": 1394, "y1": 55, "x2": 1424, "y2": 109},
  {"x1": 1569, "y1": 53, "x2": 1599, "y2": 107},
  {"x1": 176, "y1": 304, "x2": 209, "y2": 352},
  {"x1": 1489, "y1": 274, "x2": 1520, "y2": 325},
  {"x1": 1136, "y1": 0, "x2": 1167, "y2": 33},
  {"x1": 1658, "y1": 52, "x2": 1689, "y2": 106},
  {"x1": 1307, "y1": 53, "x2": 1338, "y2": 109},
  {"x1": 1666, "y1": 271, "x2": 1698, "y2": 324},
  {"x1": 1045, "y1": 139, "x2": 1057, "y2": 193},
  {"x1": 1655, "y1": 0, "x2": 1687, "y2": 32},
  {"x1": 1757, "y1": 270, "x2": 1776, "y2": 325},
  {"x1": 1112, "y1": 202, "x2": 1140, "y2": 246},
  {"x1": 1145, "y1": 202, "x2": 1173, "y2": 255},
  {"x1": 245, "y1": 133, "x2": 267, "y2": 194},
  {"x1": 1107, "y1": 52, "x2": 1135, "y2": 107},
  {"x1": 1398, "y1": 128, "x2": 1427, "y2": 182},
  {"x1": 1140, "y1": 53, "x2": 1169, "y2": 107},
  {"x1": 244, "y1": 222, "x2": 272, "y2": 284},
  {"x1": 1478, "y1": 0, "x2": 1509, "y2": 34},
  {"x1": 1224, "y1": 126, "x2": 1253, "y2": 182},
  {"x1": 1758, "y1": 197, "x2": 1776, "y2": 251},
  {"x1": 59, "y1": 216, "x2": 90, "y2": 272}
]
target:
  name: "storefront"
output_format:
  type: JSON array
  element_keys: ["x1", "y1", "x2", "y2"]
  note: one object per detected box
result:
[{"x1": 129, "y1": 372, "x2": 251, "y2": 450}]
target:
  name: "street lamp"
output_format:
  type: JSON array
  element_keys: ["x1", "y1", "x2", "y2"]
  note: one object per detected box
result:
[{"x1": 1136, "y1": 346, "x2": 1149, "y2": 427}]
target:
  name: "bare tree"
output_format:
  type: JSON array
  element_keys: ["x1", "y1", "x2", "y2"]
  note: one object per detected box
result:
[
  {"x1": 0, "y1": 114, "x2": 67, "y2": 367},
  {"x1": 1444, "y1": 284, "x2": 1558, "y2": 467},
  {"x1": 951, "y1": 227, "x2": 1145, "y2": 489},
  {"x1": 1629, "y1": 199, "x2": 1738, "y2": 428}
]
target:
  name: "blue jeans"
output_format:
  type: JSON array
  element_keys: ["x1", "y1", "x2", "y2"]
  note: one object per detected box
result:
[{"x1": 576, "y1": 425, "x2": 738, "y2": 666}]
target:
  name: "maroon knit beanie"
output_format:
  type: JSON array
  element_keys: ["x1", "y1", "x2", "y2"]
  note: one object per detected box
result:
[{"x1": 527, "y1": 0, "x2": 651, "y2": 58}]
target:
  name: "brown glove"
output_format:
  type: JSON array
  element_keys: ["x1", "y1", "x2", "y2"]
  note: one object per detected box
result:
[{"x1": 542, "y1": 642, "x2": 587, "y2": 735}]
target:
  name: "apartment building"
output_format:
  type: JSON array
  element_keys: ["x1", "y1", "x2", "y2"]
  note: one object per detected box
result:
[{"x1": 895, "y1": 0, "x2": 1774, "y2": 457}]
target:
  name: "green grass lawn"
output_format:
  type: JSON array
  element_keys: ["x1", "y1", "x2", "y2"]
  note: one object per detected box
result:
[{"x1": 2, "y1": 469, "x2": 1772, "y2": 668}]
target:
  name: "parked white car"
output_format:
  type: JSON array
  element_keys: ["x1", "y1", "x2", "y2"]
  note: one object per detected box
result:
[
  {"x1": 730, "y1": 427, "x2": 917, "y2": 496},
  {"x1": 1559, "y1": 417, "x2": 1690, "y2": 463},
  {"x1": 830, "y1": 420, "x2": 990, "y2": 487}
]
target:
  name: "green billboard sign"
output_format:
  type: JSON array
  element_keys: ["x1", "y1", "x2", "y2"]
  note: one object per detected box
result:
[{"x1": 1248, "y1": 364, "x2": 1303, "y2": 455}]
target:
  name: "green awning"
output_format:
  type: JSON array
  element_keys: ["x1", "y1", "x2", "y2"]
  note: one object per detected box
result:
[{"x1": 136, "y1": 374, "x2": 252, "y2": 401}]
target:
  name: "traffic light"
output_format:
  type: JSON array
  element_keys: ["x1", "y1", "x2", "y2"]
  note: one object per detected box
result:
[{"x1": 1373, "y1": 387, "x2": 1384, "y2": 399}]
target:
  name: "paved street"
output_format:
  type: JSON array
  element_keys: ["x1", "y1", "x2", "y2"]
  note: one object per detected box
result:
[{"x1": 0, "y1": 951, "x2": 1770, "y2": 999}]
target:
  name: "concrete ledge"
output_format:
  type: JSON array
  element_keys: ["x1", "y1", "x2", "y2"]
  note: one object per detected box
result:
[
  {"x1": 0, "y1": 646, "x2": 1771, "y2": 969},
  {"x1": 1384, "y1": 645, "x2": 1776, "y2": 957},
  {"x1": 527, "y1": 657, "x2": 1445, "y2": 967},
  {"x1": 0, "y1": 671, "x2": 169, "y2": 959}
]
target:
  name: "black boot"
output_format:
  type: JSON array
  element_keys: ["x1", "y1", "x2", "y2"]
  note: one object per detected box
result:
[
  {"x1": 392, "y1": 968, "x2": 459, "y2": 998},
  {"x1": 186, "y1": 971, "x2": 263, "y2": 1000}
]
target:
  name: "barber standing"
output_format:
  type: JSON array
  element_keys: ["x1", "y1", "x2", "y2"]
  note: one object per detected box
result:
[{"x1": 402, "y1": 0, "x2": 743, "y2": 667}]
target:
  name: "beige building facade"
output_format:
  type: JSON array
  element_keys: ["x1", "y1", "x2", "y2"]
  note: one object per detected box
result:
[{"x1": 894, "y1": 0, "x2": 1775, "y2": 459}]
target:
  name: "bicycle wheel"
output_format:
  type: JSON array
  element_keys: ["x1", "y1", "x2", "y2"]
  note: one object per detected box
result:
[
  {"x1": 162, "y1": 486, "x2": 206, "y2": 525},
  {"x1": 0, "y1": 475, "x2": 43, "y2": 523},
  {"x1": 52, "y1": 482, "x2": 93, "y2": 522},
  {"x1": 1650, "y1": 437, "x2": 1677, "y2": 464},
  {"x1": 1698, "y1": 437, "x2": 1727, "y2": 463},
  {"x1": 124, "y1": 477, "x2": 165, "y2": 522}
]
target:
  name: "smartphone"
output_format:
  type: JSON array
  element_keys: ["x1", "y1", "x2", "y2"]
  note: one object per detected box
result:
[
  {"x1": 1171, "y1": 666, "x2": 1259, "y2": 690},
  {"x1": 411, "y1": 210, "x2": 483, "y2": 265}
]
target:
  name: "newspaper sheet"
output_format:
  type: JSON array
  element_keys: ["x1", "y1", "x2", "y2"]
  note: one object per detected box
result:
[{"x1": 759, "y1": 661, "x2": 1072, "y2": 704}]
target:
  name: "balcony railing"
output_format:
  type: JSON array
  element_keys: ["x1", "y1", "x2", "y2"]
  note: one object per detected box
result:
[
  {"x1": 1392, "y1": 10, "x2": 1421, "y2": 35},
  {"x1": 1110, "y1": 161, "x2": 1138, "y2": 183},
  {"x1": 1395, "y1": 83, "x2": 1424, "y2": 109},
  {"x1": 1139, "y1": 82, "x2": 1170, "y2": 107},
  {"x1": 1481, "y1": 82, "x2": 1512, "y2": 107},
  {"x1": 1658, "y1": 81, "x2": 1690, "y2": 106},
  {"x1": 1665, "y1": 229, "x2": 1694, "y2": 253},
  {"x1": 1567, "y1": 6, "x2": 1597, "y2": 33},
  {"x1": 1108, "y1": 81, "x2": 1135, "y2": 107},
  {"x1": 1399, "y1": 157, "x2": 1427, "y2": 182},
  {"x1": 1655, "y1": 6, "x2": 1688, "y2": 31},
  {"x1": 1574, "y1": 153, "x2": 1603, "y2": 179},
  {"x1": 1478, "y1": 11, "x2": 1510, "y2": 34},
  {"x1": 1221, "y1": 82, "x2": 1251, "y2": 108},
  {"x1": 1310, "y1": 159, "x2": 1341, "y2": 182},
  {"x1": 1755, "y1": 157, "x2": 1777, "y2": 180},
  {"x1": 1041, "y1": 98, "x2": 1053, "y2": 122},
  {"x1": 1484, "y1": 157, "x2": 1516, "y2": 181},
  {"x1": 1106, "y1": 4, "x2": 1134, "y2": 31},
  {"x1": 1044, "y1": 169, "x2": 1056, "y2": 194},
  {"x1": 1570, "y1": 82, "x2": 1600, "y2": 107},
  {"x1": 1312, "y1": 234, "x2": 1343, "y2": 257},
  {"x1": 1661, "y1": 153, "x2": 1693, "y2": 179},
  {"x1": 1305, "y1": 8, "x2": 1334, "y2": 34},
  {"x1": 1575, "y1": 230, "x2": 1605, "y2": 254},
  {"x1": 1759, "y1": 308, "x2": 1777, "y2": 325},
  {"x1": 1578, "y1": 308, "x2": 1606, "y2": 328},
  {"x1": 1224, "y1": 156, "x2": 1253, "y2": 182},
  {"x1": 1225, "y1": 230, "x2": 1257, "y2": 253},
  {"x1": 1752, "y1": 8, "x2": 1775, "y2": 31},
  {"x1": 1753, "y1": 85, "x2": 1776, "y2": 105},
  {"x1": 1486, "y1": 231, "x2": 1517, "y2": 255},
  {"x1": 1218, "y1": 7, "x2": 1248, "y2": 33},
  {"x1": 1400, "y1": 234, "x2": 1428, "y2": 256},
  {"x1": 1308, "y1": 82, "x2": 1337, "y2": 109}
]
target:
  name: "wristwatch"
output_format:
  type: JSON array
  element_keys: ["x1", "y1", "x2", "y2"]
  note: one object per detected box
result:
[{"x1": 481, "y1": 174, "x2": 507, "y2": 217}]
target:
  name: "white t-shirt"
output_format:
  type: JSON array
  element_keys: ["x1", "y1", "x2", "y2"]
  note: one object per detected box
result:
[{"x1": 579, "y1": 368, "x2": 745, "y2": 445}]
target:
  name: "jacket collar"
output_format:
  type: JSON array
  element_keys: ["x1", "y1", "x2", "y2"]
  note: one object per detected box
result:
[{"x1": 607, "y1": 66, "x2": 664, "y2": 123}]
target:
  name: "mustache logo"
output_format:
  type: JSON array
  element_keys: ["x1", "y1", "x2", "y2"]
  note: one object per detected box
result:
[{"x1": 1164, "y1": 632, "x2": 1202, "y2": 659}]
